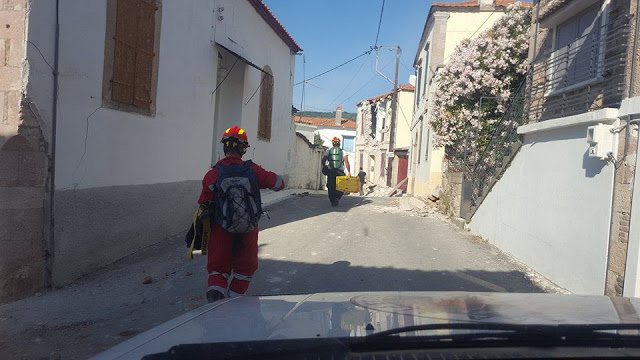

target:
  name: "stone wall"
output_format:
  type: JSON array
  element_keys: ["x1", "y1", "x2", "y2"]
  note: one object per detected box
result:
[
  {"x1": 438, "y1": 157, "x2": 463, "y2": 219},
  {"x1": 288, "y1": 132, "x2": 325, "y2": 190},
  {"x1": 0, "y1": 0, "x2": 49, "y2": 303}
]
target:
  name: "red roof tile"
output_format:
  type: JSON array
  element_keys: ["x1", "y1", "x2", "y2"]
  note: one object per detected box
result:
[
  {"x1": 247, "y1": 0, "x2": 302, "y2": 53},
  {"x1": 294, "y1": 116, "x2": 357, "y2": 129},
  {"x1": 357, "y1": 84, "x2": 415, "y2": 105}
]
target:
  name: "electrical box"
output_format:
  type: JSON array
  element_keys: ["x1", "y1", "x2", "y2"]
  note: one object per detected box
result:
[{"x1": 586, "y1": 123, "x2": 615, "y2": 160}]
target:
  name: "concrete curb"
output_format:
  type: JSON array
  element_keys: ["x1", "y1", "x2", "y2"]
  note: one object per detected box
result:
[{"x1": 261, "y1": 189, "x2": 326, "y2": 208}]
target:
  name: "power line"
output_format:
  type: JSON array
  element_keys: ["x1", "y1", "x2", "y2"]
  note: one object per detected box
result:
[
  {"x1": 244, "y1": 76, "x2": 265, "y2": 106},
  {"x1": 334, "y1": 55, "x2": 395, "y2": 107},
  {"x1": 326, "y1": 54, "x2": 370, "y2": 109},
  {"x1": 299, "y1": 104, "x2": 334, "y2": 112},
  {"x1": 294, "y1": 49, "x2": 373, "y2": 86},
  {"x1": 374, "y1": 0, "x2": 386, "y2": 47},
  {"x1": 301, "y1": 53, "x2": 306, "y2": 111},
  {"x1": 212, "y1": 58, "x2": 239, "y2": 95}
]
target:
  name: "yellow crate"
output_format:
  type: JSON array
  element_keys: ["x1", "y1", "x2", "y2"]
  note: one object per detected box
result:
[{"x1": 336, "y1": 176, "x2": 360, "y2": 193}]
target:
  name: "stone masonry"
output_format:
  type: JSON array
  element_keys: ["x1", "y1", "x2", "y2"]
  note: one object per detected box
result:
[{"x1": 0, "y1": 0, "x2": 49, "y2": 304}]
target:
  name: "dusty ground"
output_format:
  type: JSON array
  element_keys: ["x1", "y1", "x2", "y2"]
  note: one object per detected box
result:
[{"x1": 0, "y1": 195, "x2": 562, "y2": 359}]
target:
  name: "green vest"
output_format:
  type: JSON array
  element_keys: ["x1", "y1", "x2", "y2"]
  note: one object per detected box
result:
[{"x1": 328, "y1": 147, "x2": 343, "y2": 169}]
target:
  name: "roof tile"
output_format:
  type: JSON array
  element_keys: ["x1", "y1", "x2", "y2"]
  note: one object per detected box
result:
[
  {"x1": 247, "y1": 0, "x2": 302, "y2": 53},
  {"x1": 294, "y1": 116, "x2": 357, "y2": 129}
]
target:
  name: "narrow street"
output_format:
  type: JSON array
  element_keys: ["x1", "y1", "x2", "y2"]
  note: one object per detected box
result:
[{"x1": 0, "y1": 195, "x2": 557, "y2": 360}]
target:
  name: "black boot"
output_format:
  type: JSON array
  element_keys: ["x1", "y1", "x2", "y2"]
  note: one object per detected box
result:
[{"x1": 207, "y1": 290, "x2": 225, "y2": 303}]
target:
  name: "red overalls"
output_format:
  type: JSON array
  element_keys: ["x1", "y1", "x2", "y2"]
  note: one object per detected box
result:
[{"x1": 198, "y1": 156, "x2": 284, "y2": 297}]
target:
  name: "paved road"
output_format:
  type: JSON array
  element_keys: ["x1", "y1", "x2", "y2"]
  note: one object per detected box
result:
[
  {"x1": 0, "y1": 195, "x2": 553, "y2": 359},
  {"x1": 251, "y1": 195, "x2": 546, "y2": 295}
]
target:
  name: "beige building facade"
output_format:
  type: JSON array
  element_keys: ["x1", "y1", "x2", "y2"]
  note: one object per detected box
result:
[
  {"x1": 355, "y1": 85, "x2": 414, "y2": 189},
  {"x1": 408, "y1": 0, "x2": 517, "y2": 197}
]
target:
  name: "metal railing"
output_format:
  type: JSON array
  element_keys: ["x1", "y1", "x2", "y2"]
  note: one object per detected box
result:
[
  {"x1": 527, "y1": 15, "x2": 632, "y2": 123},
  {"x1": 458, "y1": 14, "x2": 635, "y2": 220},
  {"x1": 460, "y1": 80, "x2": 528, "y2": 220}
]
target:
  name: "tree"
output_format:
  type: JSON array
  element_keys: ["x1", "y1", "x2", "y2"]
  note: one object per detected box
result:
[
  {"x1": 429, "y1": 4, "x2": 532, "y2": 158},
  {"x1": 313, "y1": 133, "x2": 324, "y2": 147}
]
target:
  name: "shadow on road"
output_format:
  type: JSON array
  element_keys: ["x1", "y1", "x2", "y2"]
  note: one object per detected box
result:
[
  {"x1": 251, "y1": 259, "x2": 546, "y2": 296},
  {"x1": 260, "y1": 194, "x2": 373, "y2": 231}
]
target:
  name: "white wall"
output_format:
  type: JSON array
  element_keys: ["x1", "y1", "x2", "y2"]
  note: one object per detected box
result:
[
  {"x1": 317, "y1": 127, "x2": 356, "y2": 175},
  {"x1": 215, "y1": 0, "x2": 296, "y2": 177},
  {"x1": 470, "y1": 123, "x2": 616, "y2": 294},
  {"x1": 51, "y1": 0, "x2": 218, "y2": 190},
  {"x1": 289, "y1": 133, "x2": 325, "y2": 190},
  {"x1": 294, "y1": 123, "x2": 316, "y2": 143},
  {"x1": 46, "y1": 0, "x2": 296, "y2": 190}
]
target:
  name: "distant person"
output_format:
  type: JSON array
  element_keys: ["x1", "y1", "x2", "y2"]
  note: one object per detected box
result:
[
  {"x1": 357, "y1": 167, "x2": 367, "y2": 196},
  {"x1": 198, "y1": 126, "x2": 285, "y2": 302},
  {"x1": 322, "y1": 137, "x2": 351, "y2": 207}
]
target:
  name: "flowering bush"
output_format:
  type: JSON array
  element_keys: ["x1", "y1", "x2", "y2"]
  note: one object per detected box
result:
[{"x1": 430, "y1": 4, "x2": 532, "y2": 154}]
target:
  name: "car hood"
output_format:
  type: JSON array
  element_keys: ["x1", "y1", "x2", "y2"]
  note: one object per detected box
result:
[{"x1": 93, "y1": 291, "x2": 640, "y2": 359}]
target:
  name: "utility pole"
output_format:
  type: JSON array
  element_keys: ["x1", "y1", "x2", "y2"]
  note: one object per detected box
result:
[{"x1": 385, "y1": 46, "x2": 400, "y2": 187}]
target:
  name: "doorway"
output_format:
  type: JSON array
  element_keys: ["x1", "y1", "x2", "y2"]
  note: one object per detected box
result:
[{"x1": 212, "y1": 49, "x2": 246, "y2": 166}]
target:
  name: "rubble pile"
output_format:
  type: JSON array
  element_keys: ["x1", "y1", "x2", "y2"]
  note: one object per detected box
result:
[
  {"x1": 398, "y1": 195, "x2": 448, "y2": 221},
  {"x1": 360, "y1": 183, "x2": 401, "y2": 197}
]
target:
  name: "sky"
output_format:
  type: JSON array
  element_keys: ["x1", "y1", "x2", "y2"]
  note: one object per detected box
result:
[{"x1": 263, "y1": 0, "x2": 434, "y2": 113}]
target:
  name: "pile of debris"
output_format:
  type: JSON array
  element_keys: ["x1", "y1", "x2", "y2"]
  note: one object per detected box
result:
[
  {"x1": 361, "y1": 183, "x2": 402, "y2": 197},
  {"x1": 396, "y1": 186, "x2": 448, "y2": 221}
]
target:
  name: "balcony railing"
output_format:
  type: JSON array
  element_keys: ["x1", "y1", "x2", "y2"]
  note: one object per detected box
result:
[{"x1": 526, "y1": 15, "x2": 632, "y2": 123}]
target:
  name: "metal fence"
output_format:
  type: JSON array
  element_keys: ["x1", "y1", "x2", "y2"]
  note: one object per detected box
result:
[
  {"x1": 526, "y1": 15, "x2": 632, "y2": 123},
  {"x1": 460, "y1": 81, "x2": 528, "y2": 220},
  {"x1": 458, "y1": 13, "x2": 635, "y2": 220}
]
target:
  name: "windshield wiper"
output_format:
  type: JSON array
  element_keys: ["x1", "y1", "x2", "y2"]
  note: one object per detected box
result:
[{"x1": 367, "y1": 322, "x2": 640, "y2": 339}]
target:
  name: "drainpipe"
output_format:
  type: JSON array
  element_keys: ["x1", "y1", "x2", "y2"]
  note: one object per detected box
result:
[{"x1": 48, "y1": 0, "x2": 60, "y2": 284}]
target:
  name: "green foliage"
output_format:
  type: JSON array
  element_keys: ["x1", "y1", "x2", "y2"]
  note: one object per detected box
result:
[
  {"x1": 298, "y1": 111, "x2": 357, "y2": 121},
  {"x1": 313, "y1": 133, "x2": 324, "y2": 146}
]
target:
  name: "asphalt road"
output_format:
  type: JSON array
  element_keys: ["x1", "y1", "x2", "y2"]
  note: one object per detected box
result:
[
  {"x1": 250, "y1": 195, "x2": 547, "y2": 295},
  {"x1": 0, "y1": 195, "x2": 554, "y2": 360}
]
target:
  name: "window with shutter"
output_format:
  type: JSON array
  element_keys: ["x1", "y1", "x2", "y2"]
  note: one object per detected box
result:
[
  {"x1": 103, "y1": 0, "x2": 161, "y2": 115},
  {"x1": 258, "y1": 68, "x2": 274, "y2": 141},
  {"x1": 551, "y1": 2, "x2": 603, "y2": 90}
]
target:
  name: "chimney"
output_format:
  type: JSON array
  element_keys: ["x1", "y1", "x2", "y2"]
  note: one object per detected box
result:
[
  {"x1": 479, "y1": 0, "x2": 494, "y2": 9},
  {"x1": 335, "y1": 106, "x2": 343, "y2": 126}
]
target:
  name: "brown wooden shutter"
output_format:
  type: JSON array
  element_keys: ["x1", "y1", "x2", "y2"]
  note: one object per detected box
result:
[
  {"x1": 258, "y1": 72, "x2": 273, "y2": 140},
  {"x1": 112, "y1": 0, "x2": 156, "y2": 110}
]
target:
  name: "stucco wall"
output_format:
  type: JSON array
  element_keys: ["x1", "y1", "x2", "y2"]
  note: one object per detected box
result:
[
  {"x1": 470, "y1": 123, "x2": 615, "y2": 294},
  {"x1": 394, "y1": 91, "x2": 414, "y2": 150},
  {"x1": 288, "y1": 133, "x2": 325, "y2": 190},
  {"x1": 216, "y1": 0, "x2": 296, "y2": 178},
  {"x1": 444, "y1": 11, "x2": 504, "y2": 60},
  {"x1": 53, "y1": 0, "x2": 218, "y2": 190},
  {"x1": 25, "y1": 0, "x2": 297, "y2": 287},
  {"x1": 409, "y1": 9, "x2": 502, "y2": 198},
  {"x1": 294, "y1": 123, "x2": 315, "y2": 144}
]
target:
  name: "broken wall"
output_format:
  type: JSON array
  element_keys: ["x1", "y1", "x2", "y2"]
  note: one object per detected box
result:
[{"x1": 0, "y1": 0, "x2": 49, "y2": 303}]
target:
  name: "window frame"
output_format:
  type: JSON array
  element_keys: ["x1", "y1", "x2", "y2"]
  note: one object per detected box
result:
[
  {"x1": 342, "y1": 135, "x2": 355, "y2": 152},
  {"x1": 258, "y1": 67, "x2": 274, "y2": 141},
  {"x1": 102, "y1": 0, "x2": 162, "y2": 117},
  {"x1": 546, "y1": 0, "x2": 608, "y2": 96}
]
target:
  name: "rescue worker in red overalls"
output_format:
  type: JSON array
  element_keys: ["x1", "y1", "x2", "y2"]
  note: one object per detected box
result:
[{"x1": 198, "y1": 126, "x2": 285, "y2": 302}]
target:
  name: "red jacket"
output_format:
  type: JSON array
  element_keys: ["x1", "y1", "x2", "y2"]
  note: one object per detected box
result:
[{"x1": 198, "y1": 157, "x2": 285, "y2": 204}]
